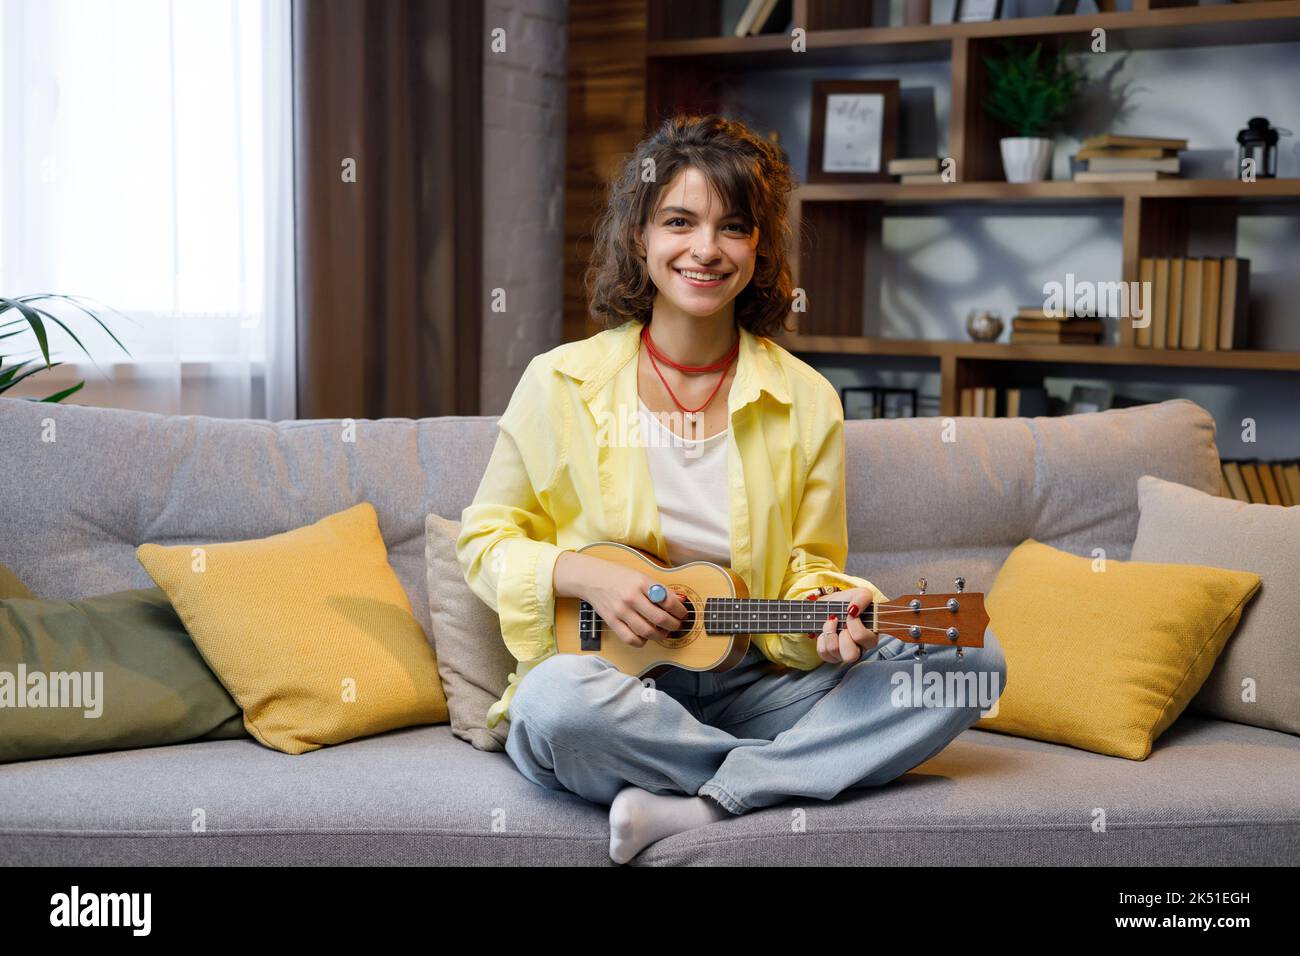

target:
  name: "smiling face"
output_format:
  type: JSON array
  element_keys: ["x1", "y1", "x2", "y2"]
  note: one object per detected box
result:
[{"x1": 638, "y1": 166, "x2": 759, "y2": 320}]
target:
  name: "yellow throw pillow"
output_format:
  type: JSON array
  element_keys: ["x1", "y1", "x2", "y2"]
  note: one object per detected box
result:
[
  {"x1": 979, "y1": 539, "x2": 1260, "y2": 760},
  {"x1": 136, "y1": 502, "x2": 448, "y2": 754}
]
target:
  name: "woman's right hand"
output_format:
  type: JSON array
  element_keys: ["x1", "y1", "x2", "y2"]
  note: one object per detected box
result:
[{"x1": 555, "y1": 552, "x2": 689, "y2": 648}]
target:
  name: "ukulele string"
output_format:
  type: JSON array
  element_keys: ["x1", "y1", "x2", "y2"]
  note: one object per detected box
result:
[{"x1": 708, "y1": 600, "x2": 971, "y2": 613}]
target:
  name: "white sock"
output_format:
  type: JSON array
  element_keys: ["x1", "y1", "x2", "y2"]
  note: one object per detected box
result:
[{"x1": 608, "y1": 785, "x2": 732, "y2": 864}]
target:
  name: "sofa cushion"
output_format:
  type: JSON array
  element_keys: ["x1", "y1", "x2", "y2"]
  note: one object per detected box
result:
[
  {"x1": 981, "y1": 539, "x2": 1259, "y2": 759},
  {"x1": 1130, "y1": 473, "x2": 1300, "y2": 736},
  {"x1": 424, "y1": 513, "x2": 514, "y2": 751},
  {"x1": 0, "y1": 586, "x2": 248, "y2": 763},
  {"x1": 136, "y1": 502, "x2": 449, "y2": 755},
  {"x1": 1, "y1": 719, "x2": 1296, "y2": 865}
]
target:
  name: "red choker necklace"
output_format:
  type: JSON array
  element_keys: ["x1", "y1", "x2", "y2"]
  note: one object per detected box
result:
[{"x1": 640, "y1": 322, "x2": 739, "y2": 415}]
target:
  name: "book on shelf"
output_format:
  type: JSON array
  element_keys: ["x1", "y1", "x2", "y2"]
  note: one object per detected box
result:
[
  {"x1": 1180, "y1": 258, "x2": 1203, "y2": 350},
  {"x1": 1013, "y1": 317, "x2": 1104, "y2": 333},
  {"x1": 1009, "y1": 305, "x2": 1102, "y2": 344},
  {"x1": 1167, "y1": 258, "x2": 1184, "y2": 349},
  {"x1": 1136, "y1": 257, "x2": 1250, "y2": 351},
  {"x1": 1085, "y1": 156, "x2": 1181, "y2": 174},
  {"x1": 962, "y1": 387, "x2": 997, "y2": 416},
  {"x1": 960, "y1": 386, "x2": 1051, "y2": 418},
  {"x1": 1283, "y1": 463, "x2": 1300, "y2": 506},
  {"x1": 1240, "y1": 461, "x2": 1266, "y2": 503},
  {"x1": 1221, "y1": 459, "x2": 1300, "y2": 506},
  {"x1": 888, "y1": 157, "x2": 941, "y2": 176},
  {"x1": 1137, "y1": 258, "x2": 1154, "y2": 348},
  {"x1": 1014, "y1": 307, "x2": 1073, "y2": 320},
  {"x1": 1077, "y1": 146, "x2": 1177, "y2": 160},
  {"x1": 1149, "y1": 257, "x2": 1170, "y2": 351},
  {"x1": 1081, "y1": 134, "x2": 1189, "y2": 151},
  {"x1": 1259, "y1": 463, "x2": 1284, "y2": 505},
  {"x1": 1074, "y1": 170, "x2": 1178, "y2": 182},
  {"x1": 1201, "y1": 258, "x2": 1221, "y2": 353},
  {"x1": 899, "y1": 173, "x2": 945, "y2": 184},
  {"x1": 1010, "y1": 330, "x2": 1103, "y2": 344},
  {"x1": 1221, "y1": 461, "x2": 1249, "y2": 501},
  {"x1": 1219, "y1": 258, "x2": 1251, "y2": 350}
]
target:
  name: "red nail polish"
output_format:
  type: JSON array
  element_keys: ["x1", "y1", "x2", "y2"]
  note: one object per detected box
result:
[
  {"x1": 847, "y1": 604, "x2": 859, "y2": 617},
  {"x1": 829, "y1": 614, "x2": 838, "y2": 621}
]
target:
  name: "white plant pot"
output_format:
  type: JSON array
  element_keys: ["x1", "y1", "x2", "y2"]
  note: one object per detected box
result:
[{"x1": 1000, "y1": 137, "x2": 1054, "y2": 183}]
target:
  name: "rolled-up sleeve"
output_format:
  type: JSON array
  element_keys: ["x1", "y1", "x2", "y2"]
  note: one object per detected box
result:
[
  {"x1": 456, "y1": 356, "x2": 575, "y2": 664},
  {"x1": 769, "y1": 380, "x2": 888, "y2": 669}
]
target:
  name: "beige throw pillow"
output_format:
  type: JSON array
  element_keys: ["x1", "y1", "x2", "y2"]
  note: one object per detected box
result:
[
  {"x1": 1130, "y1": 474, "x2": 1300, "y2": 736},
  {"x1": 424, "y1": 513, "x2": 515, "y2": 751}
]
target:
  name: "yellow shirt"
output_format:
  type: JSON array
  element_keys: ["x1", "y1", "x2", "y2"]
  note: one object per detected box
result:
[{"x1": 456, "y1": 319, "x2": 888, "y2": 729}]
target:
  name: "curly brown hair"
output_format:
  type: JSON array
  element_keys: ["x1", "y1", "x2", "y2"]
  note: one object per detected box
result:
[{"x1": 584, "y1": 114, "x2": 797, "y2": 338}]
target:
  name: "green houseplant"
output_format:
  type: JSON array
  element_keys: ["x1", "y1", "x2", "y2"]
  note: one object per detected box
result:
[
  {"x1": 983, "y1": 41, "x2": 1084, "y2": 183},
  {"x1": 1, "y1": 295, "x2": 132, "y2": 402}
]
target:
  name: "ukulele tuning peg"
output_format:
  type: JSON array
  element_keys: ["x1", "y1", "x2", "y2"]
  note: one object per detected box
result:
[
  {"x1": 954, "y1": 576, "x2": 965, "y2": 593},
  {"x1": 916, "y1": 577, "x2": 928, "y2": 595}
]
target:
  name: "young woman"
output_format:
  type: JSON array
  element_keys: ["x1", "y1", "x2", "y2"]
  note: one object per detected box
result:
[{"x1": 457, "y1": 114, "x2": 1006, "y2": 864}]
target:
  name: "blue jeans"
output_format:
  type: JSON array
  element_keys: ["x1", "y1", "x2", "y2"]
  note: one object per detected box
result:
[{"x1": 505, "y1": 629, "x2": 1007, "y2": 815}]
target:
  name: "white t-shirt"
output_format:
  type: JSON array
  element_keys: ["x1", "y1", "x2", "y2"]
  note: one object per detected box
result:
[{"x1": 637, "y1": 397, "x2": 732, "y2": 567}]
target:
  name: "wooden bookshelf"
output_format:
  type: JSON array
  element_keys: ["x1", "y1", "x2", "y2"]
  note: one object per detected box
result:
[
  {"x1": 563, "y1": 3, "x2": 1300, "y2": 415},
  {"x1": 646, "y1": 1, "x2": 1300, "y2": 61},
  {"x1": 775, "y1": 334, "x2": 1300, "y2": 415},
  {"x1": 793, "y1": 179, "x2": 1300, "y2": 203},
  {"x1": 635, "y1": 1, "x2": 1300, "y2": 418},
  {"x1": 778, "y1": 336, "x2": 1300, "y2": 372}
]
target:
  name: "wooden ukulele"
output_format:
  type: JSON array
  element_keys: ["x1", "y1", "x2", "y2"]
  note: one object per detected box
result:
[{"x1": 554, "y1": 541, "x2": 988, "y2": 679}]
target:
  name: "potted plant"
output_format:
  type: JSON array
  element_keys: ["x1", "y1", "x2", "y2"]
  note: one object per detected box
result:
[
  {"x1": 983, "y1": 41, "x2": 1083, "y2": 183},
  {"x1": 1, "y1": 294, "x2": 131, "y2": 402}
]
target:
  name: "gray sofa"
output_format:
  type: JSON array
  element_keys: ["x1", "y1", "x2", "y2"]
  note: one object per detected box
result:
[{"x1": 2, "y1": 394, "x2": 1298, "y2": 866}]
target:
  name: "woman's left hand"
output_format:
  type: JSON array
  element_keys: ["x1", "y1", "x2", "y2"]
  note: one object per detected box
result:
[{"x1": 812, "y1": 587, "x2": 878, "y2": 664}]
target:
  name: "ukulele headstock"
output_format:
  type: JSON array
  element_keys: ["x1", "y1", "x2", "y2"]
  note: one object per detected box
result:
[{"x1": 874, "y1": 576, "x2": 987, "y2": 650}]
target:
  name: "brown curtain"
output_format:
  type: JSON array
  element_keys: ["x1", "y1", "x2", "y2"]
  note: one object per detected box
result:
[{"x1": 292, "y1": 0, "x2": 483, "y2": 419}]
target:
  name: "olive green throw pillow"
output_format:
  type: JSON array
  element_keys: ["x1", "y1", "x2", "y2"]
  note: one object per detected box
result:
[{"x1": 0, "y1": 585, "x2": 248, "y2": 763}]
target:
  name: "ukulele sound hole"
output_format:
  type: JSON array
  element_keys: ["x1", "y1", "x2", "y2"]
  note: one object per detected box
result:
[{"x1": 659, "y1": 592, "x2": 698, "y2": 648}]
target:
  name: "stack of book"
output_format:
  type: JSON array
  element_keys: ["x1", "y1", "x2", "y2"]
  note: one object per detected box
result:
[
  {"x1": 1010, "y1": 307, "x2": 1103, "y2": 345},
  {"x1": 1136, "y1": 257, "x2": 1250, "y2": 350},
  {"x1": 959, "y1": 386, "x2": 1050, "y2": 417},
  {"x1": 1073, "y1": 134, "x2": 1186, "y2": 182},
  {"x1": 1220, "y1": 459, "x2": 1300, "y2": 506},
  {"x1": 888, "y1": 157, "x2": 943, "y2": 184}
]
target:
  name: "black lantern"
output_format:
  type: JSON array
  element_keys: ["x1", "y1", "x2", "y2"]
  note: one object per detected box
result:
[{"x1": 1237, "y1": 117, "x2": 1280, "y2": 179}]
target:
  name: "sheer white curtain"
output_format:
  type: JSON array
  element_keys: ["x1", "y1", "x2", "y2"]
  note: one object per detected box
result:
[{"x1": 0, "y1": 0, "x2": 296, "y2": 420}]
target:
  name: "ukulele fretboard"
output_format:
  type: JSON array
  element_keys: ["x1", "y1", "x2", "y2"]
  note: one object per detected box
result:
[{"x1": 577, "y1": 597, "x2": 870, "y2": 643}]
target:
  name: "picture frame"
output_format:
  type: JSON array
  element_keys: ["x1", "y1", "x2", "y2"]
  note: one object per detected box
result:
[
  {"x1": 808, "y1": 80, "x2": 899, "y2": 184},
  {"x1": 953, "y1": 0, "x2": 1002, "y2": 22}
]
